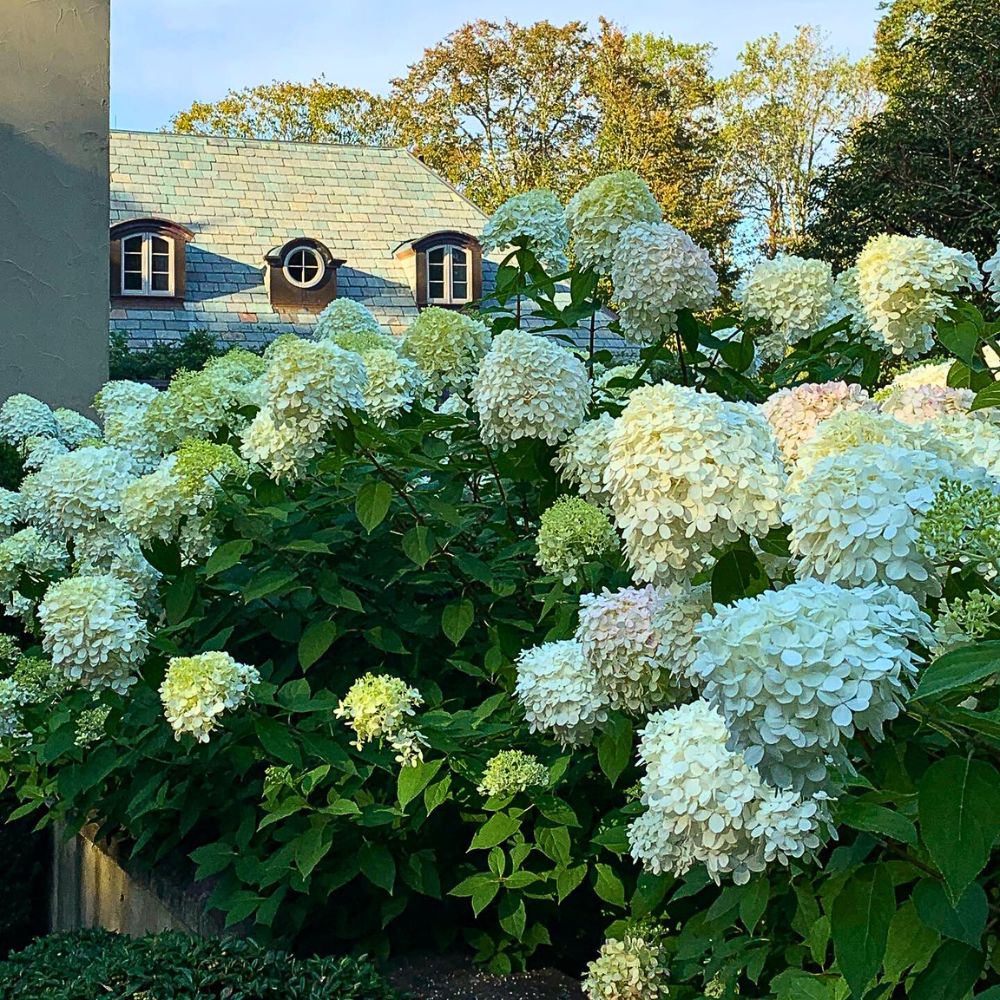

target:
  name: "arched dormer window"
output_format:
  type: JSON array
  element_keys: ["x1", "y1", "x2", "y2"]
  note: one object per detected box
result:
[
  {"x1": 110, "y1": 218, "x2": 192, "y2": 302},
  {"x1": 393, "y1": 231, "x2": 483, "y2": 309},
  {"x1": 265, "y1": 237, "x2": 345, "y2": 313}
]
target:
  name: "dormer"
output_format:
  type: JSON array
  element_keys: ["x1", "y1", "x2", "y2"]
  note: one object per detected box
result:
[
  {"x1": 110, "y1": 218, "x2": 193, "y2": 305},
  {"x1": 265, "y1": 237, "x2": 345, "y2": 312},
  {"x1": 393, "y1": 231, "x2": 483, "y2": 309}
]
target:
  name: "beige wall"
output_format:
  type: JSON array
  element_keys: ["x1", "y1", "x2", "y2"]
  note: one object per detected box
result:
[{"x1": 0, "y1": 0, "x2": 110, "y2": 412}]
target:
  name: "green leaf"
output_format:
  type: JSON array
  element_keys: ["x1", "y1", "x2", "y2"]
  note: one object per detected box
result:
[
  {"x1": 359, "y1": 842, "x2": 396, "y2": 894},
  {"x1": 498, "y1": 894, "x2": 527, "y2": 941},
  {"x1": 831, "y1": 864, "x2": 895, "y2": 998},
  {"x1": 594, "y1": 863, "x2": 626, "y2": 908},
  {"x1": 837, "y1": 799, "x2": 918, "y2": 846},
  {"x1": 364, "y1": 626, "x2": 407, "y2": 654},
  {"x1": 970, "y1": 382, "x2": 1000, "y2": 412},
  {"x1": 402, "y1": 525, "x2": 435, "y2": 567},
  {"x1": 938, "y1": 321, "x2": 980, "y2": 366},
  {"x1": 556, "y1": 864, "x2": 588, "y2": 903},
  {"x1": 596, "y1": 712, "x2": 633, "y2": 787},
  {"x1": 918, "y1": 756, "x2": 1000, "y2": 900},
  {"x1": 355, "y1": 481, "x2": 392, "y2": 532},
  {"x1": 472, "y1": 880, "x2": 499, "y2": 916},
  {"x1": 164, "y1": 568, "x2": 197, "y2": 625},
  {"x1": 190, "y1": 841, "x2": 235, "y2": 879},
  {"x1": 441, "y1": 599, "x2": 474, "y2": 645},
  {"x1": 254, "y1": 717, "x2": 302, "y2": 767},
  {"x1": 243, "y1": 568, "x2": 297, "y2": 602},
  {"x1": 470, "y1": 813, "x2": 520, "y2": 851},
  {"x1": 909, "y1": 940, "x2": 984, "y2": 1000},
  {"x1": 913, "y1": 879, "x2": 987, "y2": 948},
  {"x1": 397, "y1": 759, "x2": 445, "y2": 810},
  {"x1": 719, "y1": 330, "x2": 755, "y2": 372},
  {"x1": 912, "y1": 641, "x2": 1000, "y2": 701},
  {"x1": 770, "y1": 970, "x2": 847, "y2": 1000},
  {"x1": 204, "y1": 538, "x2": 252, "y2": 578},
  {"x1": 883, "y1": 900, "x2": 939, "y2": 984},
  {"x1": 424, "y1": 775, "x2": 451, "y2": 816},
  {"x1": 297, "y1": 620, "x2": 338, "y2": 670},
  {"x1": 711, "y1": 545, "x2": 769, "y2": 604},
  {"x1": 740, "y1": 877, "x2": 770, "y2": 933},
  {"x1": 293, "y1": 823, "x2": 332, "y2": 879}
]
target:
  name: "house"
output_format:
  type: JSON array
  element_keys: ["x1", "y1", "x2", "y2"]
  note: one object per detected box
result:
[{"x1": 109, "y1": 130, "x2": 622, "y2": 354}]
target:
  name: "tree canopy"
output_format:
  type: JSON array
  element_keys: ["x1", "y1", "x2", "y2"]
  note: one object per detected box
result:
[{"x1": 806, "y1": 0, "x2": 1000, "y2": 269}]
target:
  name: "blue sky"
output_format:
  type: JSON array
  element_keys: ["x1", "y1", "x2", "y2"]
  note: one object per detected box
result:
[{"x1": 111, "y1": 0, "x2": 882, "y2": 132}]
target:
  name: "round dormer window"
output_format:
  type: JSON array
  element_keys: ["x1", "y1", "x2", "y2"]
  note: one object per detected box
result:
[{"x1": 283, "y1": 246, "x2": 325, "y2": 289}]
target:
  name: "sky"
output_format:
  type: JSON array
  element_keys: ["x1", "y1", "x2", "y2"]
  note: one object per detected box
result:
[{"x1": 110, "y1": 0, "x2": 882, "y2": 132}]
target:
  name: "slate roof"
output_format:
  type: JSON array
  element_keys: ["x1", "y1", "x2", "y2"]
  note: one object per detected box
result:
[{"x1": 109, "y1": 131, "x2": 627, "y2": 356}]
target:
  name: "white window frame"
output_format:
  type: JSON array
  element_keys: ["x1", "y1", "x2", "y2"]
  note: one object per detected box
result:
[
  {"x1": 282, "y1": 246, "x2": 326, "y2": 289},
  {"x1": 120, "y1": 232, "x2": 175, "y2": 297},
  {"x1": 426, "y1": 244, "x2": 472, "y2": 305}
]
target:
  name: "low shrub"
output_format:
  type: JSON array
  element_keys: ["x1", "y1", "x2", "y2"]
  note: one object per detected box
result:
[
  {"x1": 109, "y1": 329, "x2": 230, "y2": 383},
  {"x1": 0, "y1": 929, "x2": 401, "y2": 1000}
]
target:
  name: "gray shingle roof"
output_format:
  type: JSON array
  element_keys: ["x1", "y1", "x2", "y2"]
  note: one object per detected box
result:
[{"x1": 109, "y1": 130, "x2": 627, "y2": 356}]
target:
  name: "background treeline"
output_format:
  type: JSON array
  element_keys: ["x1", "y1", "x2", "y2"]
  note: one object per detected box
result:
[{"x1": 169, "y1": 0, "x2": 999, "y2": 275}]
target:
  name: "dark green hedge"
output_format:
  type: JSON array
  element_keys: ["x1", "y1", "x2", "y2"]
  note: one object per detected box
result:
[{"x1": 0, "y1": 930, "x2": 402, "y2": 1000}]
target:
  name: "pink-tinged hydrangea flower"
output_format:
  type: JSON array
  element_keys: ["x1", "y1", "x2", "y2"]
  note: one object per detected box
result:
[
  {"x1": 610, "y1": 222, "x2": 719, "y2": 343},
  {"x1": 761, "y1": 381, "x2": 874, "y2": 463},
  {"x1": 628, "y1": 700, "x2": 830, "y2": 884},
  {"x1": 856, "y1": 233, "x2": 981, "y2": 357},
  {"x1": 693, "y1": 578, "x2": 931, "y2": 791},
  {"x1": 401, "y1": 307, "x2": 491, "y2": 394},
  {"x1": 471, "y1": 330, "x2": 589, "y2": 448},
  {"x1": 565, "y1": 171, "x2": 661, "y2": 272},
  {"x1": 605, "y1": 384, "x2": 785, "y2": 584},
  {"x1": 877, "y1": 383, "x2": 976, "y2": 425},
  {"x1": 784, "y1": 443, "x2": 974, "y2": 598},
  {"x1": 481, "y1": 189, "x2": 570, "y2": 270},
  {"x1": 515, "y1": 639, "x2": 608, "y2": 746},
  {"x1": 38, "y1": 573, "x2": 149, "y2": 693},
  {"x1": 160, "y1": 651, "x2": 260, "y2": 743},
  {"x1": 553, "y1": 414, "x2": 616, "y2": 504},
  {"x1": 576, "y1": 584, "x2": 707, "y2": 713},
  {"x1": 738, "y1": 256, "x2": 836, "y2": 344}
]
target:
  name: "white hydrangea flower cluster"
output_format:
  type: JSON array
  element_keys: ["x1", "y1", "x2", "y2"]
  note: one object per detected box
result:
[
  {"x1": 401, "y1": 307, "x2": 491, "y2": 394},
  {"x1": 535, "y1": 496, "x2": 619, "y2": 585},
  {"x1": 610, "y1": 222, "x2": 719, "y2": 343},
  {"x1": 481, "y1": 189, "x2": 570, "y2": 270},
  {"x1": 160, "y1": 651, "x2": 260, "y2": 743},
  {"x1": 20, "y1": 446, "x2": 135, "y2": 540},
  {"x1": 604, "y1": 384, "x2": 785, "y2": 583},
  {"x1": 241, "y1": 336, "x2": 366, "y2": 480},
  {"x1": 627, "y1": 700, "x2": 829, "y2": 884},
  {"x1": 0, "y1": 677, "x2": 27, "y2": 742},
  {"x1": 761, "y1": 381, "x2": 874, "y2": 464},
  {"x1": 470, "y1": 330, "x2": 589, "y2": 448},
  {"x1": 117, "y1": 458, "x2": 186, "y2": 545},
  {"x1": 314, "y1": 298, "x2": 385, "y2": 342},
  {"x1": 0, "y1": 489, "x2": 24, "y2": 539},
  {"x1": 335, "y1": 672, "x2": 427, "y2": 767},
  {"x1": 831, "y1": 267, "x2": 883, "y2": 349},
  {"x1": 790, "y1": 409, "x2": 937, "y2": 483},
  {"x1": 565, "y1": 171, "x2": 662, "y2": 272},
  {"x1": 985, "y1": 237, "x2": 1000, "y2": 304},
  {"x1": 856, "y1": 233, "x2": 982, "y2": 357},
  {"x1": 583, "y1": 932, "x2": 668, "y2": 1000},
  {"x1": 94, "y1": 380, "x2": 162, "y2": 471},
  {"x1": 0, "y1": 528, "x2": 69, "y2": 613},
  {"x1": 887, "y1": 361, "x2": 952, "y2": 392},
  {"x1": 21, "y1": 435, "x2": 68, "y2": 471},
  {"x1": 515, "y1": 639, "x2": 608, "y2": 746},
  {"x1": 53, "y1": 408, "x2": 101, "y2": 448},
  {"x1": 477, "y1": 749, "x2": 549, "y2": 798},
  {"x1": 576, "y1": 584, "x2": 707, "y2": 713},
  {"x1": 693, "y1": 579, "x2": 931, "y2": 791},
  {"x1": 356, "y1": 348, "x2": 425, "y2": 425},
  {"x1": 932, "y1": 414, "x2": 1000, "y2": 478},
  {"x1": 878, "y1": 383, "x2": 975, "y2": 425},
  {"x1": 784, "y1": 443, "x2": 968, "y2": 597},
  {"x1": 0, "y1": 394, "x2": 59, "y2": 447},
  {"x1": 37, "y1": 573, "x2": 149, "y2": 693},
  {"x1": 738, "y1": 256, "x2": 836, "y2": 345},
  {"x1": 553, "y1": 414, "x2": 616, "y2": 503}
]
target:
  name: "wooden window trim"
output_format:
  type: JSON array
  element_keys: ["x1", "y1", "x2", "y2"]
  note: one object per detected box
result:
[
  {"x1": 110, "y1": 218, "x2": 191, "y2": 305},
  {"x1": 411, "y1": 231, "x2": 482, "y2": 309}
]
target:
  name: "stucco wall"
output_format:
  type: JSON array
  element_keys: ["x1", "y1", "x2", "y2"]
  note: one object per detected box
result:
[{"x1": 0, "y1": 0, "x2": 110, "y2": 412}]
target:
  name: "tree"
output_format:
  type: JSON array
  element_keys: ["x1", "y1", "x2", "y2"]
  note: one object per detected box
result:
[
  {"x1": 387, "y1": 19, "x2": 596, "y2": 212},
  {"x1": 170, "y1": 78, "x2": 396, "y2": 146},
  {"x1": 718, "y1": 26, "x2": 878, "y2": 257},
  {"x1": 588, "y1": 19, "x2": 738, "y2": 270},
  {"x1": 807, "y1": 0, "x2": 1000, "y2": 269}
]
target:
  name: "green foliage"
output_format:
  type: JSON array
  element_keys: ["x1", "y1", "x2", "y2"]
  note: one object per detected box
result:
[
  {"x1": 0, "y1": 930, "x2": 399, "y2": 999},
  {"x1": 108, "y1": 329, "x2": 230, "y2": 383},
  {"x1": 0, "y1": 793, "x2": 46, "y2": 957},
  {"x1": 807, "y1": 0, "x2": 1000, "y2": 268}
]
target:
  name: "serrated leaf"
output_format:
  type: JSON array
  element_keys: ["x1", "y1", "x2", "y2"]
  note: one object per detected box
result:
[
  {"x1": 355, "y1": 481, "x2": 392, "y2": 532},
  {"x1": 837, "y1": 799, "x2": 917, "y2": 846},
  {"x1": 883, "y1": 900, "x2": 938, "y2": 984},
  {"x1": 402, "y1": 525, "x2": 435, "y2": 567},
  {"x1": 831, "y1": 864, "x2": 894, "y2": 998},
  {"x1": 919, "y1": 756, "x2": 1000, "y2": 900},
  {"x1": 397, "y1": 758, "x2": 444, "y2": 810},
  {"x1": 912, "y1": 641, "x2": 1000, "y2": 701},
  {"x1": 293, "y1": 823, "x2": 332, "y2": 879},
  {"x1": 594, "y1": 863, "x2": 626, "y2": 908},
  {"x1": 740, "y1": 877, "x2": 770, "y2": 933},
  {"x1": 470, "y1": 813, "x2": 520, "y2": 851},
  {"x1": 913, "y1": 879, "x2": 987, "y2": 948},
  {"x1": 971, "y1": 382, "x2": 1000, "y2": 412},
  {"x1": 205, "y1": 538, "x2": 252, "y2": 577},
  {"x1": 442, "y1": 599, "x2": 474, "y2": 645},
  {"x1": 359, "y1": 841, "x2": 396, "y2": 893},
  {"x1": 243, "y1": 568, "x2": 297, "y2": 602},
  {"x1": 297, "y1": 620, "x2": 338, "y2": 670},
  {"x1": 556, "y1": 864, "x2": 588, "y2": 902},
  {"x1": 711, "y1": 545, "x2": 769, "y2": 604},
  {"x1": 909, "y1": 940, "x2": 984, "y2": 1000}
]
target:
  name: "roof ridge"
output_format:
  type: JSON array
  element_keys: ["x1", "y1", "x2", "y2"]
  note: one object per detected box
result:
[{"x1": 110, "y1": 128, "x2": 409, "y2": 154}]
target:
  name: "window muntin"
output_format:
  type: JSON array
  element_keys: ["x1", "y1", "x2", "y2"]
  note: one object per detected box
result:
[
  {"x1": 283, "y1": 246, "x2": 325, "y2": 289},
  {"x1": 120, "y1": 232, "x2": 175, "y2": 297},
  {"x1": 427, "y1": 244, "x2": 472, "y2": 305}
]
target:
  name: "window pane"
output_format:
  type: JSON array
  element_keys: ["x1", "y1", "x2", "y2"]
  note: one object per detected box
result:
[
  {"x1": 428, "y1": 246, "x2": 445, "y2": 265},
  {"x1": 428, "y1": 279, "x2": 446, "y2": 300},
  {"x1": 151, "y1": 236, "x2": 170, "y2": 255},
  {"x1": 451, "y1": 278, "x2": 468, "y2": 301},
  {"x1": 123, "y1": 235, "x2": 143, "y2": 255},
  {"x1": 151, "y1": 272, "x2": 171, "y2": 292},
  {"x1": 122, "y1": 269, "x2": 143, "y2": 292}
]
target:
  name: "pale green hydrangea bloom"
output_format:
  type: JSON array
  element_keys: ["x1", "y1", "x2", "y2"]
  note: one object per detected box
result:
[
  {"x1": 335, "y1": 672, "x2": 427, "y2": 767},
  {"x1": 535, "y1": 496, "x2": 618, "y2": 585},
  {"x1": 357, "y1": 347, "x2": 425, "y2": 425},
  {"x1": 920, "y1": 479, "x2": 1000, "y2": 571},
  {"x1": 400, "y1": 307, "x2": 491, "y2": 394},
  {"x1": 932, "y1": 591, "x2": 1000, "y2": 655},
  {"x1": 53, "y1": 408, "x2": 101, "y2": 448},
  {"x1": 583, "y1": 930, "x2": 668, "y2": 1000},
  {"x1": 75, "y1": 705, "x2": 111, "y2": 747},
  {"x1": 477, "y1": 750, "x2": 548, "y2": 798},
  {"x1": 481, "y1": 188, "x2": 569, "y2": 270},
  {"x1": 160, "y1": 651, "x2": 260, "y2": 743},
  {"x1": 0, "y1": 394, "x2": 58, "y2": 447},
  {"x1": 738, "y1": 256, "x2": 836, "y2": 345},
  {"x1": 314, "y1": 298, "x2": 385, "y2": 343}
]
